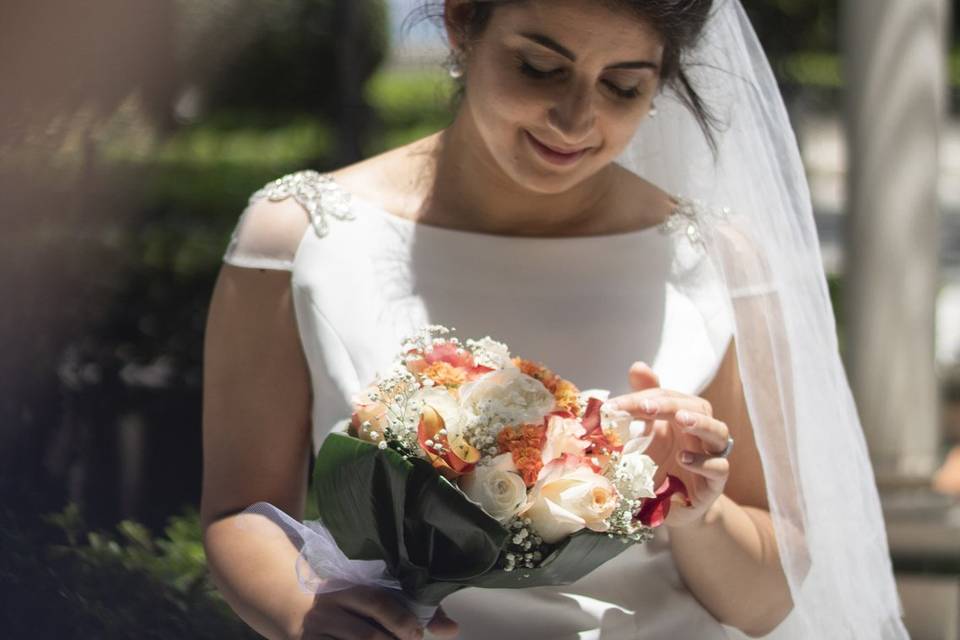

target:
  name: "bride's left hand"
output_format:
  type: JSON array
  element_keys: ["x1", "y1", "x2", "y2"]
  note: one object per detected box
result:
[{"x1": 606, "y1": 361, "x2": 731, "y2": 529}]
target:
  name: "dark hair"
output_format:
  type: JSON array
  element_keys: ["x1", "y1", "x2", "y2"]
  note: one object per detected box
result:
[{"x1": 406, "y1": 0, "x2": 720, "y2": 152}]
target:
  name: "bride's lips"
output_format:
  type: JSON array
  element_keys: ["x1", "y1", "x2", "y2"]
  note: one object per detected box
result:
[{"x1": 524, "y1": 130, "x2": 590, "y2": 166}]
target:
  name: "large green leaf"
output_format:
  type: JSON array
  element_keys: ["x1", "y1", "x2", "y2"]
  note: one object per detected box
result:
[
  {"x1": 314, "y1": 433, "x2": 507, "y2": 603},
  {"x1": 413, "y1": 528, "x2": 634, "y2": 604},
  {"x1": 313, "y1": 433, "x2": 639, "y2": 606}
]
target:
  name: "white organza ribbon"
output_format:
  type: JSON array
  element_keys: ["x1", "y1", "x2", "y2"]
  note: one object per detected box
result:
[{"x1": 235, "y1": 501, "x2": 439, "y2": 625}]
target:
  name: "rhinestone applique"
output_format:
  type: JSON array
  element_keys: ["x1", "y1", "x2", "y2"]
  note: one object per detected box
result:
[
  {"x1": 249, "y1": 170, "x2": 355, "y2": 238},
  {"x1": 659, "y1": 196, "x2": 731, "y2": 247}
]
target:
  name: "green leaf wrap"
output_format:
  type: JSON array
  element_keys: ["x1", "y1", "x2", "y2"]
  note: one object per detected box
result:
[{"x1": 313, "y1": 433, "x2": 636, "y2": 605}]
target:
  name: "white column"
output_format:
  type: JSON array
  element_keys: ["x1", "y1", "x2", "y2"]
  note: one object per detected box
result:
[{"x1": 842, "y1": 0, "x2": 948, "y2": 482}]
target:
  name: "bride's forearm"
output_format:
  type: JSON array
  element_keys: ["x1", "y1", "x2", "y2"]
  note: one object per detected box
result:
[
  {"x1": 667, "y1": 494, "x2": 793, "y2": 636},
  {"x1": 203, "y1": 514, "x2": 317, "y2": 640}
]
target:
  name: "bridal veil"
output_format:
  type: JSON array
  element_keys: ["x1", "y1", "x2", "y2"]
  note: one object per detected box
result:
[{"x1": 616, "y1": 0, "x2": 909, "y2": 636}]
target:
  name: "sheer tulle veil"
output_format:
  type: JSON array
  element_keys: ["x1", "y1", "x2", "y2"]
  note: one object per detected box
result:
[{"x1": 616, "y1": 0, "x2": 907, "y2": 636}]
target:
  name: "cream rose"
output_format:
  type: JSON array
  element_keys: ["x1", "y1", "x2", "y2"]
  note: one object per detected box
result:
[
  {"x1": 521, "y1": 460, "x2": 619, "y2": 544},
  {"x1": 457, "y1": 367, "x2": 555, "y2": 426},
  {"x1": 459, "y1": 454, "x2": 527, "y2": 523},
  {"x1": 541, "y1": 415, "x2": 589, "y2": 464}
]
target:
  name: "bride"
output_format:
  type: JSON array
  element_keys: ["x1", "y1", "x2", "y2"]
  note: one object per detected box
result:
[{"x1": 200, "y1": 0, "x2": 907, "y2": 638}]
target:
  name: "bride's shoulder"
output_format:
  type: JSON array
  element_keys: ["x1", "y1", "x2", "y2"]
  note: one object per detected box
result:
[
  {"x1": 329, "y1": 133, "x2": 438, "y2": 219},
  {"x1": 223, "y1": 136, "x2": 437, "y2": 268}
]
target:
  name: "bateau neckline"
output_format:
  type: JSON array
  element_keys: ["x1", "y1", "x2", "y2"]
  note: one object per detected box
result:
[{"x1": 328, "y1": 174, "x2": 689, "y2": 243}]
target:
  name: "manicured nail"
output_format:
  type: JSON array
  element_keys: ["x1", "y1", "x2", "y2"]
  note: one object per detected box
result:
[
  {"x1": 641, "y1": 399, "x2": 658, "y2": 413},
  {"x1": 680, "y1": 451, "x2": 693, "y2": 464},
  {"x1": 677, "y1": 410, "x2": 695, "y2": 425}
]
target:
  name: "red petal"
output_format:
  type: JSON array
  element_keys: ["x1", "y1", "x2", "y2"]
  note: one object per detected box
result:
[
  {"x1": 581, "y1": 397, "x2": 603, "y2": 434},
  {"x1": 635, "y1": 474, "x2": 691, "y2": 528},
  {"x1": 465, "y1": 364, "x2": 495, "y2": 380},
  {"x1": 546, "y1": 409, "x2": 577, "y2": 421},
  {"x1": 579, "y1": 397, "x2": 621, "y2": 454}
]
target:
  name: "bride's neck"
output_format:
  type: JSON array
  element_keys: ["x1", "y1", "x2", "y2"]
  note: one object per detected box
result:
[{"x1": 422, "y1": 104, "x2": 615, "y2": 236}]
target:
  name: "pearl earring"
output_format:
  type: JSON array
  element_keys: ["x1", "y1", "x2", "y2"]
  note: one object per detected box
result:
[
  {"x1": 649, "y1": 102, "x2": 658, "y2": 118},
  {"x1": 448, "y1": 51, "x2": 465, "y2": 79}
]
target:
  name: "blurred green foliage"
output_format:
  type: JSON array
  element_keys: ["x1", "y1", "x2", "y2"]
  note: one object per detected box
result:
[
  {"x1": 0, "y1": 503, "x2": 259, "y2": 639},
  {"x1": 365, "y1": 67, "x2": 453, "y2": 152},
  {"x1": 189, "y1": 0, "x2": 388, "y2": 118},
  {"x1": 742, "y1": 0, "x2": 838, "y2": 71}
]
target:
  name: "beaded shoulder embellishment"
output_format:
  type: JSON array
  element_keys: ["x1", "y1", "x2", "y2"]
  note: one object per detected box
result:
[
  {"x1": 659, "y1": 196, "x2": 731, "y2": 247},
  {"x1": 249, "y1": 170, "x2": 354, "y2": 238}
]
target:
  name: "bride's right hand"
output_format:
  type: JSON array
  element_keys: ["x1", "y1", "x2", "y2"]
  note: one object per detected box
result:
[{"x1": 298, "y1": 586, "x2": 458, "y2": 640}]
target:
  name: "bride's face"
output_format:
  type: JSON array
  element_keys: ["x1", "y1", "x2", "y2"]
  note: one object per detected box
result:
[{"x1": 456, "y1": 0, "x2": 663, "y2": 193}]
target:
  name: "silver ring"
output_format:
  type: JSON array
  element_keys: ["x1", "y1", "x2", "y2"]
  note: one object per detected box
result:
[{"x1": 714, "y1": 436, "x2": 734, "y2": 459}]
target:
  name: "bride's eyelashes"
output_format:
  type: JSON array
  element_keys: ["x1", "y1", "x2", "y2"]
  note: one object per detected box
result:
[{"x1": 514, "y1": 55, "x2": 643, "y2": 100}]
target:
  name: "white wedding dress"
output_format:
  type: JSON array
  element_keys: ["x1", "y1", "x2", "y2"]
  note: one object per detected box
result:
[{"x1": 223, "y1": 169, "x2": 749, "y2": 639}]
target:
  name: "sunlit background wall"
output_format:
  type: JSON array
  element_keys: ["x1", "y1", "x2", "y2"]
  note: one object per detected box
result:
[{"x1": 0, "y1": 1, "x2": 958, "y2": 637}]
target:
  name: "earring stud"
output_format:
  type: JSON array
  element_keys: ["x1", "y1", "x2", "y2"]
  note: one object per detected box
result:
[
  {"x1": 448, "y1": 50, "x2": 465, "y2": 79},
  {"x1": 649, "y1": 102, "x2": 658, "y2": 118}
]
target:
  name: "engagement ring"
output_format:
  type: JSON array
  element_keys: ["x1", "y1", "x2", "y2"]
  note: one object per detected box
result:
[{"x1": 714, "y1": 436, "x2": 734, "y2": 459}]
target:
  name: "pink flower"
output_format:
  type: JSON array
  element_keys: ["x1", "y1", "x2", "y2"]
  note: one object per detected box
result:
[
  {"x1": 405, "y1": 340, "x2": 495, "y2": 381},
  {"x1": 349, "y1": 385, "x2": 389, "y2": 442}
]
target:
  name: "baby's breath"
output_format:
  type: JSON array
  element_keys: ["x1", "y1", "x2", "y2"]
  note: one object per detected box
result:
[{"x1": 501, "y1": 516, "x2": 547, "y2": 573}]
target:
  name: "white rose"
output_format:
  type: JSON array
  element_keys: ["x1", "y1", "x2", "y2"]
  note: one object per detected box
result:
[
  {"x1": 459, "y1": 453, "x2": 527, "y2": 523},
  {"x1": 457, "y1": 367, "x2": 555, "y2": 426},
  {"x1": 521, "y1": 460, "x2": 619, "y2": 544},
  {"x1": 614, "y1": 450, "x2": 657, "y2": 500},
  {"x1": 541, "y1": 414, "x2": 589, "y2": 465}
]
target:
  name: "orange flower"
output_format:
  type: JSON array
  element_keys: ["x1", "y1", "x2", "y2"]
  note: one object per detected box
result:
[
  {"x1": 513, "y1": 447, "x2": 544, "y2": 486},
  {"x1": 511, "y1": 357, "x2": 558, "y2": 389},
  {"x1": 601, "y1": 427, "x2": 622, "y2": 448},
  {"x1": 510, "y1": 357, "x2": 581, "y2": 414},
  {"x1": 417, "y1": 405, "x2": 479, "y2": 479},
  {"x1": 552, "y1": 378, "x2": 582, "y2": 415},
  {"x1": 497, "y1": 423, "x2": 548, "y2": 486},
  {"x1": 422, "y1": 361, "x2": 467, "y2": 387}
]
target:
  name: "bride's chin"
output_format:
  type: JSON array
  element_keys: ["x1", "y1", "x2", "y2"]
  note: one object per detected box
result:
[{"x1": 515, "y1": 167, "x2": 589, "y2": 195}]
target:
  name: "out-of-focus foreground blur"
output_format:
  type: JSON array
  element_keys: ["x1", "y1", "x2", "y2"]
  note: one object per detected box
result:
[{"x1": 0, "y1": 1, "x2": 958, "y2": 637}]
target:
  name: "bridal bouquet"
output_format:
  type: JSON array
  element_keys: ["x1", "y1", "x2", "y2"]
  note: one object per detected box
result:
[{"x1": 244, "y1": 325, "x2": 689, "y2": 620}]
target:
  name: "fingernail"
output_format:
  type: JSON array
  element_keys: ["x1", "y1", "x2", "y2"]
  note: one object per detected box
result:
[
  {"x1": 677, "y1": 410, "x2": 694, "y2": 425},
  {"x1": 641, "y1": 399, "x2": 658, "y2": 413},
  {"x1": 680, "y1": 451, "x2": 693, "y2": 464}
]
